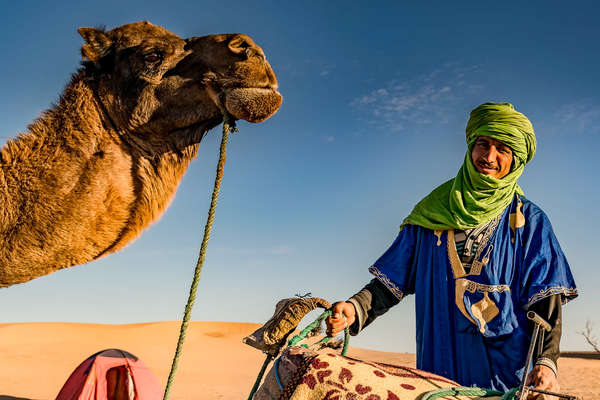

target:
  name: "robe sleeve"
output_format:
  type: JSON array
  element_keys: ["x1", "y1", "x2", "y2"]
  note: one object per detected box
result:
[
  {"x1": 519, "y1": 210, "x2": 577, "y2": 310},
  {"x1": 367, "y1": 224, "x2": 419, "y2": 300}
]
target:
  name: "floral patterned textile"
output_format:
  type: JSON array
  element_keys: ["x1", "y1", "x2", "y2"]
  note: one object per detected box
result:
[{"x1": 254, "y1": 346, "x2": 501, "y2": 400}]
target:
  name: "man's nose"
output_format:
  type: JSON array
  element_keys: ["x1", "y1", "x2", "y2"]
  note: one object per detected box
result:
[{"x1": 483, "y1": 146, "x2": 499, "y2": 162}]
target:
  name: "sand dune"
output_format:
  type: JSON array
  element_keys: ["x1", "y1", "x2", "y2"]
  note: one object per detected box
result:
[{"x1": 0, "y1": 322, "x2": 598, "y2": 399}]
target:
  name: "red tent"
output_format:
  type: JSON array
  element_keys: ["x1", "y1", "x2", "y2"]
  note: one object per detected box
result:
[{"x1": 56, "y1": 349, "x2": 163, "y2": 400}]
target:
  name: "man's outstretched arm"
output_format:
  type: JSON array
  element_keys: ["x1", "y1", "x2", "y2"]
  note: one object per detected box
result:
[{"x1": 326, "y1": 278, "x2": 400, "y2": 337}]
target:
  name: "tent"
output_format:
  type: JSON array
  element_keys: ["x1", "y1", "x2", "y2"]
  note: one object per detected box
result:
[{"x1": 56, "y1": 348, "x2": 163, "y2": 400}]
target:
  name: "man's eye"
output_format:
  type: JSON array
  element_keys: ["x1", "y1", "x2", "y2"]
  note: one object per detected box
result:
[{"x1": 144, "y1": 52, "x2": 162, "y2": 63}]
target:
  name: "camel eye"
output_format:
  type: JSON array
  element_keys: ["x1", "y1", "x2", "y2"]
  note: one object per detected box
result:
[{"x1": 144, "y1": 51, "x2": 163, "y2": 63}]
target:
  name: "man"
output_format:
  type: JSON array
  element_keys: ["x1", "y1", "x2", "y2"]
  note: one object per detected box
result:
[{"x1": 325, "y1": 103, "x2": 577, "y2": 394}]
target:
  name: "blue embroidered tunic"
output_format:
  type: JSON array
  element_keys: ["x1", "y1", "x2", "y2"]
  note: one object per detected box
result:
[{"x1": 368, "y1": 195, "x2": 577, "y2": 391}]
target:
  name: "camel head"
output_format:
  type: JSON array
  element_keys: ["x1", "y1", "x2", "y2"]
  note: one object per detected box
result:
[
  {"x1": 78, "y1": 21, "x2": 281, "y2": 149},
  {"x1": 0, "y1": 22, "x2": 282, "y2": 287}
]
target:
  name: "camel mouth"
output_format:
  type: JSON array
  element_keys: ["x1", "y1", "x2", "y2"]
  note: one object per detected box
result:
[
  {"x1": 223, "y1": 88, "x2": 282, "y2": 123},
  {"x1": 166, "y1": 87, "x2": 281, "y2": 139}
]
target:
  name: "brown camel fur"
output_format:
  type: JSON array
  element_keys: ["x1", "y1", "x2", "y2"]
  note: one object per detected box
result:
[{"x1": 0, "y1": 21, "x2": 281, "y2": 287}]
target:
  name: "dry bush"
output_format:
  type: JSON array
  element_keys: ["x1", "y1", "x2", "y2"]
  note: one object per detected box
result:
[{"x1": 579, "y1": 320, "x2": 600, "y2": 353}]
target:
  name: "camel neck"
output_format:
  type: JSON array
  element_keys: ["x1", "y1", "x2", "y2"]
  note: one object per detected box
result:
[{"x1": 2, "y1": 78, "x2": 114, "y2": 166}]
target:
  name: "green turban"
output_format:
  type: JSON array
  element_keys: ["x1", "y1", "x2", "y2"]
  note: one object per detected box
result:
[
  {"x1": 402, "y1": 102, "x2": 537, "y2": 230},
  {"x1": 466, "y1": 102, "x2": 536, "y2": 166}
]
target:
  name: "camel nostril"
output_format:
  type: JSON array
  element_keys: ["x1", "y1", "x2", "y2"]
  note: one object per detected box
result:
[{"x1": 228, "y1": 35, "x2": 253, "y2": 55}]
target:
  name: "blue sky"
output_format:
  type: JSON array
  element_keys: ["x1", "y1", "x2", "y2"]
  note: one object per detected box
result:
[{"x1": 0, "y1": 1, "x2": 599, "y2": 353}]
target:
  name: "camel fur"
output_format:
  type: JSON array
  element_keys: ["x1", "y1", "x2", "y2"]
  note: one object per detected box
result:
[{"x1": 0, "y1": 21, "x2": 281, "y2": 287}]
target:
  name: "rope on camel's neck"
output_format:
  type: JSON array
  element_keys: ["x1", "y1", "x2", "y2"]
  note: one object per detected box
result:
[{"x1": 162, "y1": 106, "x2": 238, "y2": 400}]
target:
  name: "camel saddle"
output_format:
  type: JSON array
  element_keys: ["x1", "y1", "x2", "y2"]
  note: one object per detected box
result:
[{"x1": 255, "y1": 345, "x2": 509, "y2": 400}]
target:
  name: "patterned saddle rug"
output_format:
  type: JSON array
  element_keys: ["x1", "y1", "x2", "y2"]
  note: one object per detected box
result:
[{"x1": 254, "y1": 346, "x2": 502, "y2": 400}]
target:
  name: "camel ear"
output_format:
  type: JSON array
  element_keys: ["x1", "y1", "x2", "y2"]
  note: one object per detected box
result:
[{"x1": 78, "y1": 27, "x2": 112, "y2": 62}]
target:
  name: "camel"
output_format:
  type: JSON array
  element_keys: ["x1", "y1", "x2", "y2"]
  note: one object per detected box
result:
[{"x1": 0, "y1": 21, "x2": 281, "y2": 287}]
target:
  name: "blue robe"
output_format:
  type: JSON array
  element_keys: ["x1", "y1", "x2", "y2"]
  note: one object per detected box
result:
[{"x1": 369, "y1": 195, "x2": 577, "y2": 391}]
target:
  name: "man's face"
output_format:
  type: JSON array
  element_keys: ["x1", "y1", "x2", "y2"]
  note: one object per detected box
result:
[{"x1": 471, "y1": 136, "x2": 513, "y2": 179}]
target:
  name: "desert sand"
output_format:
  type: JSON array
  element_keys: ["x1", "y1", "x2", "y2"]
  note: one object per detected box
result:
[{"x1": 0, "y1": 321, "x2": 598, "y2": 399}]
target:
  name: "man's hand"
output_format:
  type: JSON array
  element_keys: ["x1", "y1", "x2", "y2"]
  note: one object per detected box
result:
[
  {"x1": 525, "y1": 364, "x2": 560, "y2": 399},
  {"x1": 325, "y1": 302, "x2": 356, "y2": 337}
]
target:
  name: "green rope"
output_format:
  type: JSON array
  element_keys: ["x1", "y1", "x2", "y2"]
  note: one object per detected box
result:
[
  {"x1": 420, "y1": 386, "x2": 504, "y2": 399},
  {"x1": 500, "y1": 388, "x2": 519, "y2": 400},
  {"x1": 162, "y1": 115, "x2": 238, "y2": 400},
  {"x1": 288, "y1": 309, "x2": 350, "y2": 356}
]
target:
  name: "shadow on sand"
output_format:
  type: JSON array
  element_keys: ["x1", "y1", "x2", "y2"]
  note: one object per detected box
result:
[{"x1": 0, "y1": 396, "x2": 34, "y2": 400}]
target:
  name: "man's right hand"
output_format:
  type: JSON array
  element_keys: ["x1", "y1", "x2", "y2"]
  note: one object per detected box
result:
[{"x1": 325, "y1": 301, "x2": 357, "y2": 337}]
